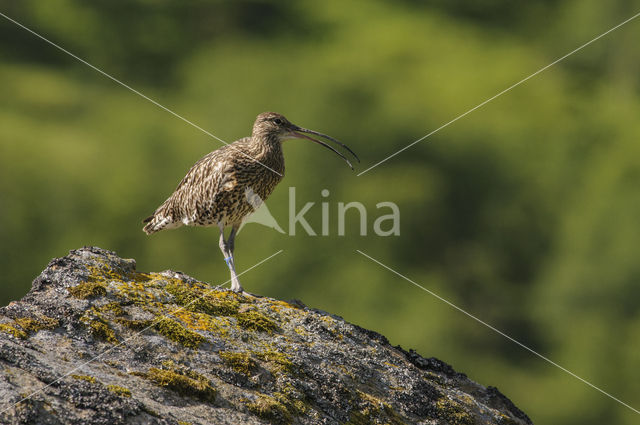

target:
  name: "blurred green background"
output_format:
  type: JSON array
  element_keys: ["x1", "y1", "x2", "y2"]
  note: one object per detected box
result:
[{"x1": 1, "y1": 0, "x2": 639, "y2": 423}]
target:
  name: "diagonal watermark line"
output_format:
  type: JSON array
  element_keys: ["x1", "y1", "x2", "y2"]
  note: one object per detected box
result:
[
  {"x1": 356, "y1": 249, "x2": 640, "y2": 415},
  {"x1": 0, "y1": 249, "x2": 283, "y2": 416},
  {"x1": 0, "y1": 11, "x2": 283, "y2": 177},
  {"x1": 357, "y1": 10, "x2": 640, "y2": 176}
]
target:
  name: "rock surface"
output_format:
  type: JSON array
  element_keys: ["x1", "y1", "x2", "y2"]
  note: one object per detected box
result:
[{"x1": 0, "y1": 247, "x2": 532, "y2": 425}]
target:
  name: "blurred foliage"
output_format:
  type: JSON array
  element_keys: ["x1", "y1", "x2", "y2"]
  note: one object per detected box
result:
[{"x1": 1, "y1": 0, "x2": 639, "y2": 423}]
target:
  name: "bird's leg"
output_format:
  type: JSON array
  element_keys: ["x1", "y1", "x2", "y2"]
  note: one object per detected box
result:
[
  {"x1": 226, "y1": 224, "x2": 244, "y2": 293},
  {"x1": 218, "y1": 225, "x2": 230, "y2": 258},
  {"x1": 218, "y1": 225, "x2": 237, "y2": 291}
]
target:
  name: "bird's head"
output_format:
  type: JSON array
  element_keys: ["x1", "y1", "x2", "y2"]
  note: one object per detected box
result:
[{"x1": 252, "y1": 112, "x2": 360, "y2": 169}]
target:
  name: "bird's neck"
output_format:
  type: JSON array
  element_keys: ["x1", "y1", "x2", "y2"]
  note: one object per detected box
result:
[
  {"x1": 250, "y1": 133, "x2": 279, "y2": 152},
  {"x1": 249, "y1": 135, "x2": 285, "y2": 171}
]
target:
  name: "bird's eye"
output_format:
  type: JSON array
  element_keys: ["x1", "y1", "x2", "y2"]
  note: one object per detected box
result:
[{"x1": 274, "y1": 118, "x2": 282, "y2": 125}]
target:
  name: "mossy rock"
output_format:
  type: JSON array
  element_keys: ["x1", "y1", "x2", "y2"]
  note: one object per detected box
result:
[
  {"x1": 165, "y1": 281, "x2": 240, "y2": 316},
  {"x1": 145, "y1": 365, "x2": 216, "y2": 402},
  {"x1": 253, "y1": 348, "x2": 294, "y2": 374},
  {"x1": 435, "y1": 397, "x2": 475, "y2": 425},
  {"x1": 237, "y1": 310, "x2": 276, "y2": 333},
  {"x1": 107, "y1": 384, "x2": 132, "y2": 398},
  {"x1": 0, "y1": 323, "x2": 27, "y2": 339},
  {"x1": 220, "y1": 351, "x2": 256, "y2": 375},
  {"x1": 68, "y1": 281, "x2": 107, "y2": 299},
  {"x1": 152, "y1": 317, "x2": 206, "y2": 349},
  {"x1": 0, "y1": 247, "x2": 532, "y2": 425},
  {"x1": 0, "y1": 315, "x2": 59, "y2": 340},
  {"x1": 88, "y1": 318, "x2": 119, "y2": 344},
  {"x1": 71, "y1": 375, "x2": 97, "y2": 383},
  {"x1": 246, "y1": 394, "x2": 291, "y2": 424}
]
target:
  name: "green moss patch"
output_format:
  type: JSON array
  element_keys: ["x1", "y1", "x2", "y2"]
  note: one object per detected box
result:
[
  {"x1": 237, "y1": 311, "x2": 276, "y2": 333},
  {"x1": 145, "y1": 365, "x2": 216, "y2": 402},
  {"x1": 170, "y1": 309, "x2": 229, "y2": 336},
  {"x1": 14, "y1": 316, "x2": 58, "y2": 333},
  {"x1": 71, "y1": 374, "x2": 97, "y2": 383},
  {"x1": 219, "y1": 351, "x2": 256, "y2": 375},
  {"x1": 82, "y1": 261, "x2": 159, "y2": 306},
  {"x1": 165, "y1": 281, "x2": 239, "y2": 316},
  {"x1": 0, "y1": 323, "x2": 27, "y2": 339},
  {"x1": 99, "y1": 302, "x2": 126, "y2": 316},
  {"x1": 68, "y1": 281, "x2": 107, "y2": 299},
  {"x1": 115, "y1": 318, "x2": 153, "y2": 330},
  {"x1": 88, "y1": 319, "x2": 119, "y2": 344},
  {"x1": 153, "y1": 317, "x2": 205, "y2": 349},
  {"x1": 85, "y1": 262, "x2": 151, "y2": 285},
  {"x1": 0, "y1": 316, "x2": 60, "y2": 339},
  {"x1": 107, "y1": 384, "x2": 132, "y2": 397},
  {"x1": 246, "y1": 394, "x2": 291, "y2": 424},
  {"x1": 117, "y1": 315, "x2": 207, "y2": 349},
  {"x1": 253, "y1": 349, "x2": 294, "y2": 373}
]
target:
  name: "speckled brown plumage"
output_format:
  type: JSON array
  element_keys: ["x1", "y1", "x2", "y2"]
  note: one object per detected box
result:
[
  {"x1": 142, "y1": 111, "x2": 358, "y2": 293},
  {"x1": 143, "y1": 131, "x2": 284, "y2": 234}
]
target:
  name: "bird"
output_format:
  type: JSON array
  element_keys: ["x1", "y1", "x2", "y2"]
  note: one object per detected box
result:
[{"x1": 142, "y1": 112, "x2": 359, "y2": 294}]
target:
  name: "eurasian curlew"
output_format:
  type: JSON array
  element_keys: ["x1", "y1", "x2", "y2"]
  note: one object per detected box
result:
[{"x1": 143, "y1": 112, "x2": 359, "y2": 293}]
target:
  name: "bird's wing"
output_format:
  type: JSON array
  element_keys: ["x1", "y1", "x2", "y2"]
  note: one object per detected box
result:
[{"x1": 172, "y1": 137, "x2": 253, "y2": 195}]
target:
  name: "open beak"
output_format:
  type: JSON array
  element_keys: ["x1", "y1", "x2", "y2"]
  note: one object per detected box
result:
[{"x1": 289, "y1": 125, "x2": 360, "y2": 170}]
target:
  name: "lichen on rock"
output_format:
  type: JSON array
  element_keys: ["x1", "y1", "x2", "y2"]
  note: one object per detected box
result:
[
  {"x1": 143, "y1": 362, "x2": 217, "y2": 402},
  {"x1": 107, "y1": 384, "x2": 132, "y2": 398},
  {"x1": 0, "y1": 246, "x2": 533, "y2": 425},
  {"x1": 0, "y1": 314, "x2": 59, "y2": 340},
  {"x1": 246, "y1": 394, "x2": 292, "y2": 424},
  {"x1": 220, "y1": 351, "x2": 257, "y2": 375}
]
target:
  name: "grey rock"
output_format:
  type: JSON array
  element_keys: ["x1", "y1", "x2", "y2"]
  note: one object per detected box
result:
[{"x1": 0, "y1": 247, "x2": 532, "y2": 425}]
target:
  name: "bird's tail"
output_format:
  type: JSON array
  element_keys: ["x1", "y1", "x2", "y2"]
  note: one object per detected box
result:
[{"x1": 142, "y1": 213, "x2": 176, "y2": 234}]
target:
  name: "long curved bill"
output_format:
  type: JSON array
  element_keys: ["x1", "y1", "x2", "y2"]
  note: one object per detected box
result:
[{"x1": 290, "y1": 126, "x2": 360, "y2": 170}]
